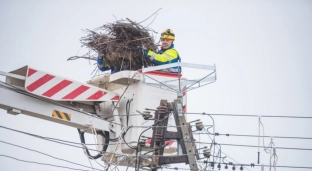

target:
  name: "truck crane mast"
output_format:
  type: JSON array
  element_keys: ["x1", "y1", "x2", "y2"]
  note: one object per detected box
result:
[{"x1": 0, "y1": 62, "x2": 216, "y2": 170}]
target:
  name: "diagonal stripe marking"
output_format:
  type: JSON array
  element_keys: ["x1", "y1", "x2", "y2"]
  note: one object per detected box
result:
[
  {"x1": 42, "y1": 80, "x2": 72, "y2": 97},
  {"x1": 54, "y1": 110, "x2": 63, "y2": 119},
  {"x1": 66, "y1": 113, "x2": 72, "y2": 120},
  {"x1": 110, "y1": 95, "x2": 119, "y2": 101},
  {"x1": 59, "y1": 111, "x2": 68, "y2": 121},
  {"x1": 26, "y1": 74, "x2": 55, "y2": 92},
  {"x1": 87, "y1": 90, "x2": 107, "y2": 100},
  {"x1": 52, "y1": 110, "x2": 58, "y2": 118},
  {"x1": 61, "y1": 111, "x2": 71, "y2": 121},
  {"x1": 27, "y1": 68, "x2": 37, "y2": 77},
  {"x1": 62, "y1": 85, "x2": 89, "y2": 100}
]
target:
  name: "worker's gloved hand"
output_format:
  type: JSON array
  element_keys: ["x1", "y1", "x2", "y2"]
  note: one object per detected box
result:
[
  {"x1": 136, "y1": 47, "x2": 148, "y2": 57},
  {"x1": 97, "y1": 57, "x2": 103, "y2": 65}
]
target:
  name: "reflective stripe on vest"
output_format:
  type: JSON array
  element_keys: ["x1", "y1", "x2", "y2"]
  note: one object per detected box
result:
[
  {"x1": 149, "y1": 52, "x2": 157, "y2": 61},
  {"x1": 163, "y1": 52, "x2": 172, "y2": 63}
]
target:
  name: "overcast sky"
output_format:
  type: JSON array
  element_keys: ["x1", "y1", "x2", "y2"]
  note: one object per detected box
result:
[{"x1": 0, "y1": 0, "x2": 312, "y2": 171}]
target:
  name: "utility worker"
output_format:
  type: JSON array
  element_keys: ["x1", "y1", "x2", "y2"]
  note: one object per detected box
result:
[{"x1": 137, "y1": 29, "x2": 181, "y2": 73}]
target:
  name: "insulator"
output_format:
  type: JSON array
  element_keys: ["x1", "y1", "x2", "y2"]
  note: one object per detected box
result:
[
  {"x1": 203, "y1": 148, "x2": 211, "y2": 158},
  {"x1": 240, "y1": 165, "x2": 243, "y2": 170},
  {"x1": 154, "y1": 133, "x2": 162, "y2": 143},
  {"x1": 195, "y1": 121, "x2": 204, "y2": 131},
  {"x1": 157, "y1": 106, "x2": 167, "y2": 115},
  {"x1": 232, "y1": 165, "x2": 236, "y2": 170},
  {"x1": 225, "y1": 164, "x2": 228, "y2": 169}
]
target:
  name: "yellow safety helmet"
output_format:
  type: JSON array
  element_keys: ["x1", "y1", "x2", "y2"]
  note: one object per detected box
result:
[{"x1": 160, "y1": 29, "x2": 175, "y2": 40}]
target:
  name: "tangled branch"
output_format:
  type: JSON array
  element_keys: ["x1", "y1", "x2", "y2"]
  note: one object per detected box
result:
[{"x1": 68, "y1": 17, "x2": 160, "y2": 71}]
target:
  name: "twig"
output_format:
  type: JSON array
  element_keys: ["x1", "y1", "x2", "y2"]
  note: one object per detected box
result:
[
  {"x1": 67, "y1": 56, "x2": 96, "y2": 61},
  {"x1": 145, "y1": 14, "x2": 158, "y2": 28},
  {"x1": 129, "y1": 37, "x2": 152, "y2": 42},
  {"x1": 138, "y1": 8, "x2": 162, "y2": 24}
]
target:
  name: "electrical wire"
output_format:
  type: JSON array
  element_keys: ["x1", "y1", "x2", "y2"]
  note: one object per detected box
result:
[
  {"x1": 197, "y1": 161, "x2": 312, "y2": 170},
  {"x1": 0, "y1": 125, "x2": 128, "y2": 156},
  {"x1": 201, "y1": 130, "x2": 251, "y2": 171},
  {"x1": 193, "y1": 114, "x2": 247, "y2": 171},
  {"x1": 0, "y1": 125, "x2": 131, "y2": 146},
  {"x1": 184, "y1": 112, "x2": 312, "y2": 119},
  {"x1": 111, "y1": 72, "x2": 140, "y2": 114},
  {"x1": 2, "y1": 125, "x2": 311, "y2": 152},
  {"x1": 88, "y1": 119, "x2": 109, "y2": 168},
  {"x1": 0, "y1": 140, "x2": 102, "y2": 171},
  {"x1": 259, "y1": 119, "x2": 271, "y2": 154},
  {"x1": 126, "y1": 99, "x2": 133, "y2": 127},
  {"x1": 204, "y1": 114, "x2": 216, "y2": 164},
  {"x1": 122, "y1": 126, "x2": 137, "y2": 150},
  {"x1": 1, "y1": 74, "x2": 310, "y2": 129},
  {"x1": 199, "y1": 131, "x2": 312, "y2": 140},
  {"x1": 266, "y1": 139, "x2": 277, "y2": 171},
  {"x1": 1, "y1": 80, "x2": 310, "y2": 170},
  {"x1": 116, "y1": 112, "x2": 312, "y2": 119},
  {"x1": 77, "y1": 129, "x2": 108, "y2": 159},
  {"x1": 0, "y1": 154, "x2": 95, "y2": 171},
  {"x1": 107, "y1": 126, "x2": 125, "y2": 171},
  {"x1": 126, "y1": 143, "x2": 171, "y2": 171},
  {"x1": 192, "y1": 141, "x2": 312, "y2": 151},
  {"x1": 0, "y1": 125, "x2": 122, "y2": 171},
  {"x1": 113, "y1": 112, "x2": 312, "y2": 123}
]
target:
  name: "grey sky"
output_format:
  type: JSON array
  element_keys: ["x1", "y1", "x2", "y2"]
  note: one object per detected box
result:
[{"x1": 0, "y1": 0, "x2": 312, "y2": 170}]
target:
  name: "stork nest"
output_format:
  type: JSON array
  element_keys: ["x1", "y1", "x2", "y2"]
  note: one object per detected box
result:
[{"x1": 70, "y1": 18, "x2": 158, "y2": 71}]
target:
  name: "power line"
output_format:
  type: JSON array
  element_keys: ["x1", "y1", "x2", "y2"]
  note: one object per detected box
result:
[
  {"x1": 0, "y1": 154, "x2": 94, "y2": 171},
  {"x1": 167, "y1": 162, "x2": 312, "y2": 170},
  {"x1": 0, "y1": 125, "x2": 244, "y2": 158},
  {"x1": 203, "y1": 130, "x2": 251, "y2": 171},
  {"x1": 0, "y1": 125, "x2": 131, "y2": 146},
  {"x1": 114, "y1": 112, "x2": 312, "y2": 119},
  {"x1": 185, "y1": 112, "x2": 312, "y2": 119},
  {"x1": 198, "y1": 161, "x2": 312, "y2": 170},
  {"x1": 193, "y1": 141, "x2": 312, "y2": 151},
  {"x1": 3, "y1": 125, "x2": 312, "y2": 170},
  {"x1": 194, "y1": 132, "x2": 312, "y2": 140},
  {"x1": 0, "y1": 140, "x2": 102, "y2": 171},
  {"x1": 2, "y1": 125, "x2": 311, "y2": 152},
  {"x1": 0, "y1": 125, "x2": 128, "y2": 156},
  {"x1": 0, "y1": 125, "x2": 100, "y2": 146}
]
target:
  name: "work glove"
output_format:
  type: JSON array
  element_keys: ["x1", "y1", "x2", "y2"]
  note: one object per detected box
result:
[
  {"x1": 97, "y1": 52, "x2": 104, "y2": 65},
  {"x1": 97, "y1": 58, "x2": 103, "y2": 65},
  {"x1": 136, "y1": 47, "x2": 148, "y2": 57}
]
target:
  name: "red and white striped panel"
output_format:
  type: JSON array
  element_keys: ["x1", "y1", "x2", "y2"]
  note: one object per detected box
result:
[{"x1": 25, "y1": 67, "x2": 119, "y2": 101}]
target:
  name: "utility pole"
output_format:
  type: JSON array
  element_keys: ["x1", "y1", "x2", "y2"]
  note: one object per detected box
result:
[{"x1": 150, "y1": 99, "x2": 199, "y2": 171}]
